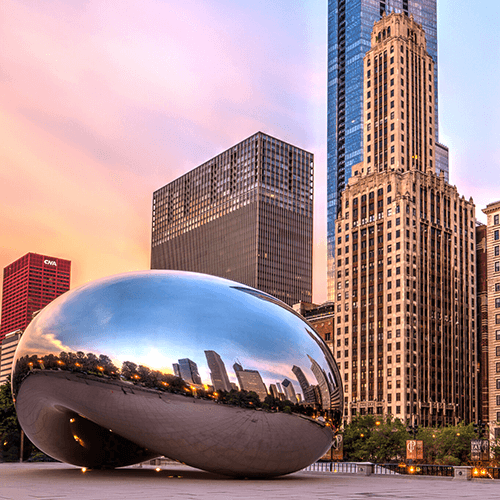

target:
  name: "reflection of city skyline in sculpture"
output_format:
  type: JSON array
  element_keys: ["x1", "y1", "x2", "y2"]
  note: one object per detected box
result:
[
  {"x1": 269, "y1": 383, "x2": 279, "y2": 399},
  {"x1": 12, "y1": 271, "x2": 343, "y2": 477},
  {"x1": 308, "y1": 354, "x2": 332, "y2": 410},
  {"x1": 282, "y1": 378, "x2": 296, "y2": 403},
  {"x1": 292, "y1": 365, "x2": 317, "y2": 404},
  {"x1": 233, "y1": 362, "x2": 268, "y2": 402},
  {"x1": 174, "y1": 358, "x2": 202, "y2": 385},
  {"x1": 205, "y1": 350, "x2": 232, "y2": 392}
]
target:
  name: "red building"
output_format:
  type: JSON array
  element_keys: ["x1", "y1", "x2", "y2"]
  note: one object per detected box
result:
[{"x1": 0, "y1": 253, "x2": 71, "y2": 342}]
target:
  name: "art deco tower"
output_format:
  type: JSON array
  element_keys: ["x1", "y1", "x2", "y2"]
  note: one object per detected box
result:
[
  {"x1": 333, "y1": 13, "x2": 476, "y2": 426},
  {"x1": 327, "y1": 0, "x2": 447, "y2": 299}
]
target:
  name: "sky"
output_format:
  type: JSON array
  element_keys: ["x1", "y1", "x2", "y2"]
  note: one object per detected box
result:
[{"x1": 1, "y1": 0, "x2": 499, "y2": 307}]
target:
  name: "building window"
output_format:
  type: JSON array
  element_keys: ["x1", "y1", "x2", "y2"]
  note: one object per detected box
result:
[
  {"x1": 497, "y1": 346, "x2": 500, "y2": 357},
  {"x1": 496, "y1": 298, "x2": 500, "y2": 309},
  {"x1": 496, "y1": 262, "x2": 500, "y2": 272},
  {"x1": 495, "y1": 230, "x2": 500, "y2": 241},
  {"x1": 497, "y1": 330, "x2": 500, "y2": 341},
  {"x1": 495, "y1": 214, "x2": 499, "y2": 225},
  {"x1": 497, "y1": 362, "x2": 500, "y2": 373},
  {"x1": 497, "y1": 315, "x2": 500, "y2": 325},
  {"x1": 495, "y1": 246, "x2": 500, "y2": 256},
  {"x1": 497, "y1": 395, "x2": 500, "y2": 406},
  {"x1": 496, "y1": 283, "x2": 500, "y2": 292}
]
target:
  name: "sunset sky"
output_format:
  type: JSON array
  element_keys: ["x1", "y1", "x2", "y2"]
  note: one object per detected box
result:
[{"x1": 1, "y1": 0, "x2": 499, "y2": 306}]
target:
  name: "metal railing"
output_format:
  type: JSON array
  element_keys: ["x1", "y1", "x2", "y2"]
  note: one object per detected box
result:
[
  {"x1": 383, "y1": 463, "x2": 454, "y2": 477},
  {"x1": 303, "y1": 462, "x2": 397, "y2": 474},
  {"x1": 472, "y1": 467, "x2": 500, "y2": 480},
  {"x1": 304, "y1": 461, "x2": 500, "y2": 479}
]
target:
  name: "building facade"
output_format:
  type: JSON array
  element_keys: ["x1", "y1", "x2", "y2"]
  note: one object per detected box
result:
[
  {"x1": 0, "y1": 253, "x2": 71, "y2": 342},
  {"x1": 151, "y1": 132, "x2": 313, "y2": 306},
  {"x1": 205, "y1": 350, "x2": 232, "y2": 392},
  {"x1": 175, "y1": 358, "x2": 202, "y2": 385},
  {"x1": 295, "y1": 301, "x2": 335, "y2": 353},
  {"x1": 332, "y1": 13, "x2": 476, "y2": 426},
  {"x1": 482, "y1": 201, "x2": 500, "y2": 439},
  {"x1": 233, "y1": 363, "x2": 268, "y2": 401},
  {"x1": 0, "y1": 330, "x2": 22, "y2": 385},
  {"x1": 327, "y1": 0, "x2": 441, "y2": 299},
  {"x1": 476, "y1": 222, "x2": 488, "y2": 424}
]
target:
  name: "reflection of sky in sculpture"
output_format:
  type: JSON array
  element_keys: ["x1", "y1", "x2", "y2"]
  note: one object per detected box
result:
[{"x1": 15, "y1": 271, "x2": 339, "y2": 399}]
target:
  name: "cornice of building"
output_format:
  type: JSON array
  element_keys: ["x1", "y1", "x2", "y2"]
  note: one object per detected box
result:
[{"x1": 482, "y1": 200, "x2": 500, "y2": 214}]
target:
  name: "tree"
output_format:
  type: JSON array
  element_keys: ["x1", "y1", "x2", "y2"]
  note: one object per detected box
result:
[
  {"x1": 0, "y1": 379, "x2": 24, "y2": 461},
  {"x1": 343, "y1": 415, "x2": 407, "y2": 462},
  {"x1": 417, "y1": 423, "x2": 475, "y2": 465}
]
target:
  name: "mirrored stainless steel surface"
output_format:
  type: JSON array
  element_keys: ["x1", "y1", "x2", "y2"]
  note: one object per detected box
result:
[{"x1": 12, "y1": 271, "x2": 343, "y2": 477}]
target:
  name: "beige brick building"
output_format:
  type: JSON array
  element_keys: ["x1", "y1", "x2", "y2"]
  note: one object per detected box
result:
[
  {"x1": 332, "y1": 13, "x2": 477, "y2": 426},
  {"x1": 482, "y1": 201, "x2": 500, "y2": 438}
]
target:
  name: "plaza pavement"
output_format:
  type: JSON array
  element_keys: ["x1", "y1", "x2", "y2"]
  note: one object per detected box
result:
[{"x1": 0, "y1": 462, "x2": 498, "y2": 500}]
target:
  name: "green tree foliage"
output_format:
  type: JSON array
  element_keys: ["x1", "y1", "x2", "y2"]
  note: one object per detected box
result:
[
  {"x1": 417, "y1": 424, "x2": 475, "y2": 465},
  {"x1": 342, "y1": 416, "x2": 477, "y2": 465},
  {"x1": 343, "y1": 415, "x2": 407, "y2": 462},
  {"x1": 0, "y1": 380, "x2": 22, "y2": 462}
]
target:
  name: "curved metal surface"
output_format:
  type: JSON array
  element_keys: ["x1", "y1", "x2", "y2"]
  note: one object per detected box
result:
[{"x1": 12, "y1": 271, "x2": 343, "y2": 477}]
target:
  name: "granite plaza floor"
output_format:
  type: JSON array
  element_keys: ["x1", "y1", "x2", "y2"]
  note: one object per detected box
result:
[{"x1": 0, "y1": 462, "x2": 499, "y2": 500}]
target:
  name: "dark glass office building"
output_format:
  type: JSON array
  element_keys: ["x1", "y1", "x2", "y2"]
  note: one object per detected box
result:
[
  {"x1": 327, "y1": 0, "x2": 439, "y2": 298},
  {"x1": 151, "y1": 132, "x2": 313, "y2": 306}
]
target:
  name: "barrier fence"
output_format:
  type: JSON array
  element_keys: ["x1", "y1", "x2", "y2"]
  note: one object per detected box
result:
[
  {"x1": 303, "y1": 462, "x2": 398, "y2": 475},
  {"x1": 303, "y1": 462, "x2": 500, "y2": 479}
]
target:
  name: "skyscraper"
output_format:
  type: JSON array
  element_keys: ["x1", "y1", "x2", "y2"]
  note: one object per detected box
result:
[
  {"x1": 151, "y1": 132, "x2": 313, "y2": 307},
  {"x1": 233, "y1": 362, "x2": 268, "y2": 401},
  {"x1": 481, "y1": 201, "x2": 500, "y2": 439},
  {"x1": 205, "y1": 350, "x2": 232, "y2": 392},
  {"x1": 0, "y1": 329, "x2": 22, "y2": 384},
  {"x1": 281, "y1": 378, "x2": 297, "y2": 402},
  {"x1": 333, "y1": 13, "x2": 476, "y2": 426},
  {"x1": 292, "y1": 365, "x2": 317, "y2": 404},
  {"x1": 176, "y1": 358, "x2": 202, "y2": 385},
  {"x1": 0, "y1": 253, "x2": 71, "y2": 342},
  {"x1": 327, "y1": 0, "x2": 441, "y2": 298}
]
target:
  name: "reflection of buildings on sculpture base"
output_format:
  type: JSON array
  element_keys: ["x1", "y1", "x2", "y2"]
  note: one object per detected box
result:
[
  {"x1": 292, "y1": 364, "x2": 319, "y2": 407},
  {"x1": 282, "y1": 378, "x2": 296, "y2": 403},
  {"x1": 205, "y1": 350, "x2": 232, "y2": 392},
  {"x1": 233, "y1": 362, "x2": 268, "y2": 402},
  {"x1": 173, "y1": 358, "x2": 202, "y2": 385},
  {"x1": 170, "y1": 348, "x2": 334, "y2": 411}
]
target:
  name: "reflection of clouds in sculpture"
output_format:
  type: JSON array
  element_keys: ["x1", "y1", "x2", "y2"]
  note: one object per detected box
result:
[
  {"x1": 16, "y1": 318, "x2": 73, "y2": 358},
  {"x1": 13, "y1": 271, "x2": 343, "y2": 477}
]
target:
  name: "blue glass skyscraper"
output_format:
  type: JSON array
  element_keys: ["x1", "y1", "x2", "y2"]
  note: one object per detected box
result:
[{"x1": 327, "y1": 0, "x2": 438, "y2": 298}]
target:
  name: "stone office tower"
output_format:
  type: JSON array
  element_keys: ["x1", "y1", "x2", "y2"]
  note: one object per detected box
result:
[
  {"x1": 326, "y1": 0, "x2": 449, "y2": 299},
  {"x1": 151, "y1": 132, "x2": 313, "y2": 306},
  {"x1": 333, "y1": 13, "x2": 476, "y2": 425},
  {"x1": 481, "y1": 201, "x2": 500, "y2": 439}
]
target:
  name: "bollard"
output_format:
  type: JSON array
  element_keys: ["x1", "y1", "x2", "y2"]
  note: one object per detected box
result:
[
  {"x1": 356, "y1": 462, "x2": 374, "y2": 476},
  {"x1": 453, "y1": 466, "x2": 472, "y2": 480}
]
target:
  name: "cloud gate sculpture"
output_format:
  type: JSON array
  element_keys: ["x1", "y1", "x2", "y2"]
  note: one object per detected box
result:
[{"x1": 12, "y1": 271, "x2": 343, "y2": 477}]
